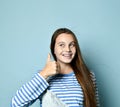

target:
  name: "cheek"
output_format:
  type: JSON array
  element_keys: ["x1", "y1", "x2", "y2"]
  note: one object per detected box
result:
[
  {"x1": 54, "y1": 47, "x2": 60, "y2": 55},
  {"x1": 54, "y1": 46, "x2": 63, "y2": 54},
  {"x1": 72, "y1": 47, "x2": 76, "y2": 53}
]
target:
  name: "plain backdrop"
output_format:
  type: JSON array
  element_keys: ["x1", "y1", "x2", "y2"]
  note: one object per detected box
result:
[{"x1": 0, "y1": 0, "x2": 120, "y2": 107}]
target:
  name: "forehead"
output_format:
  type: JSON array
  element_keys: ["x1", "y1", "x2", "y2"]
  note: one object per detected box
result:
[{"x1": 55, "y1": 33, "x2": 75, "y2": 43}]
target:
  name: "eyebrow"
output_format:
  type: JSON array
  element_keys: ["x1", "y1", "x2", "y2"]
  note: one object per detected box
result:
[
  {"x1": 57, "y1": 42, "x2": 65, "y2": 44},
  {"x1": 57, "y1": 41, "x2": 75, "y2": 44}
]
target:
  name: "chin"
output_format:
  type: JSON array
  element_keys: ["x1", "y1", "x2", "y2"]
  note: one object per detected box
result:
[
  {"x1": 62, "y1": 59, "x2": 73, "y2": 64},
  {"x1": 57, "y1": 56, "x2": 74, "y2": 64}
]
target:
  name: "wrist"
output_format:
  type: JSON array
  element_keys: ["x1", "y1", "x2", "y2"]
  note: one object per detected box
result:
[{"x1": 39, "y1": 70, "x2": 48, "y2": 79}]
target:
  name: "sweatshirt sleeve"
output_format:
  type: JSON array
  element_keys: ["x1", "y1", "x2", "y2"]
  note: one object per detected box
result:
[
  {"x1": 90, "y1": 72, "x2": 100, "y2": 107},
  {"x1": 11, "y1": 73, "x2": 49, "y2": 107}
]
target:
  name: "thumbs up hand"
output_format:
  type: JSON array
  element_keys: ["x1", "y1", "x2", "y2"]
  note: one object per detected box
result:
[{"x1": 39, "y1": 53, "x2": 60, "y2": 79}]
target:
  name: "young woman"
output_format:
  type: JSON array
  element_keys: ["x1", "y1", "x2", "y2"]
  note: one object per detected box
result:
[{"x1": 11, "y1": 28, "x2": 99, "y2": 107}]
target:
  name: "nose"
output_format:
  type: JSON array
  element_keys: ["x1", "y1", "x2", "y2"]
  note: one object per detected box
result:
[{"x1": 64, "y1": 46, "x2": 71, "y2": 52}]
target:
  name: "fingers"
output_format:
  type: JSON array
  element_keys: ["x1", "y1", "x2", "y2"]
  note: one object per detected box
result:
[{"x1": 46, "y1": 53, "x2": 61, "y2": 74}]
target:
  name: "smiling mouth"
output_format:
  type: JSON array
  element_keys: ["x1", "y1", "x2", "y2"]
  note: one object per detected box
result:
[{"x1": 62, "y1": 53, "x2": 72, "y2": 58}]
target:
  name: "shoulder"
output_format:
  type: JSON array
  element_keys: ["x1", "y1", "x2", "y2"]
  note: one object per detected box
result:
[
  {"x1": 90, "y1": 71, "x2": 96, "y2": 79},
  {"x1": 90, "y1": 71, "x2": 97, "y2": 85}
]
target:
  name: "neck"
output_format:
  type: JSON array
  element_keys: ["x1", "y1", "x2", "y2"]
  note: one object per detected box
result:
[{"x1": 59, "y1": 62, "x2": 73, "y2": 74}]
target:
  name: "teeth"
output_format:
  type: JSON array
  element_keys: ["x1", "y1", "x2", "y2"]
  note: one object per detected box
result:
[
  {"x1": 64, "y1": 55, "x2": 70, "y2": 56},
  {"x1": 63, "y1": 54, "x2": 71, "y2": 57}
]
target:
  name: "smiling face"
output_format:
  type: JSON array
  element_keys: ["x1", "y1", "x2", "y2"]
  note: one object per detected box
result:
[{"x1": 54, "y1": 33, "x2": 76, "y2": 64}]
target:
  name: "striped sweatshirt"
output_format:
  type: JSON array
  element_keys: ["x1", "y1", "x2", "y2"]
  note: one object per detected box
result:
[{"x1": 11, "y1": 71, "x2": 99, "y2": 107}]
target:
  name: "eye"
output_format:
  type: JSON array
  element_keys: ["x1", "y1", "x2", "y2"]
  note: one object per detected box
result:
[
  {"x1": 59, "y1": 43, "x2": 65, "y2": 47},
  {"x1": 70, "y1": 43, "x2": 76, "y2": 48}
]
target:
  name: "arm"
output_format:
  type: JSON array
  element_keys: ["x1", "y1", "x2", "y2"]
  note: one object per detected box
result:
[
  {"x1": 11, "y1": 73, "x2": 49, "y2": 107},
  {"x1": 90, "y1": 72, "x2": 100, "y2": 107},
  {"x1": 11, "y1": 54, "x2": 59, "y2": 107}
]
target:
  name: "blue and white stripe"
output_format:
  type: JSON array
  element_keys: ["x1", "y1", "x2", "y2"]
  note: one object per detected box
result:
[
  {"x1": 11, "y1": 73, "x2": 49, "y2": 107},
  {"x1": 11, "y1": 71, "x2": 99, "y2": 107},
  {"x1": 48, "y1": 72, "x2": 84, "y2": 107}
]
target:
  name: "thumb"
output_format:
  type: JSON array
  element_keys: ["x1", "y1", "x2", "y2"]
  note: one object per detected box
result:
[{"x1": 46, "y1": 53, "x2": 51, "y2": 62}]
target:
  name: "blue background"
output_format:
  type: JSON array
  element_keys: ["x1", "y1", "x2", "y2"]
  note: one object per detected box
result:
[{"x1": 0, "y1": 0, "x2": 120, "y2": 107}]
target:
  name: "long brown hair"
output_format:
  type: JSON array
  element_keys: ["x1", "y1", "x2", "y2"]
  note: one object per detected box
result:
[{"x1": 50, "y1": 28, "x2": 97, "y2": 107}]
